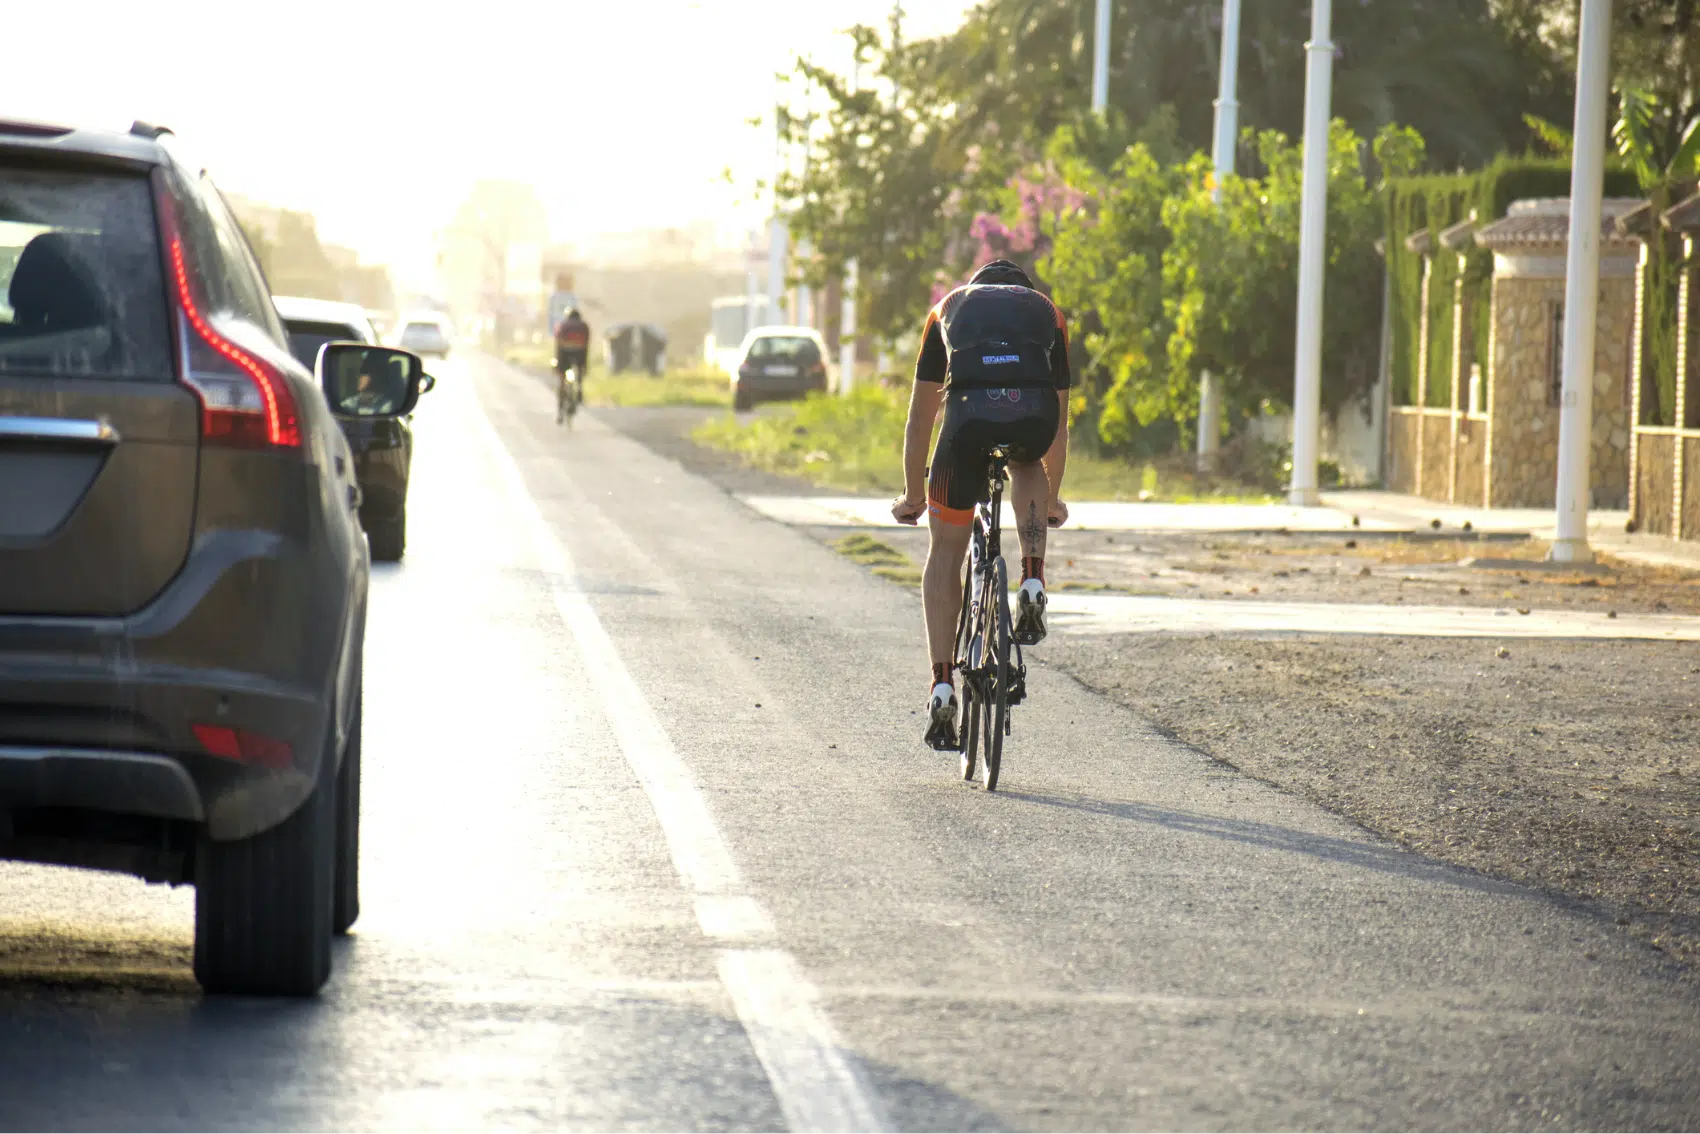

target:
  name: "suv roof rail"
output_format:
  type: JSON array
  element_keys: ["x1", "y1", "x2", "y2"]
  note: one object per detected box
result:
[
  {"x1": 0, "y1": 118, "x2": 73, "y2": 138},
  {"x1": 130, "y1": 120, "x2": 174, "y2": 140}
]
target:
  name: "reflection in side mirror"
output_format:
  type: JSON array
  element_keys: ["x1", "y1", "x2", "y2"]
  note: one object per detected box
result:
[{"x1": 316, "y1": 343, "x2": 426, "y2": 418}]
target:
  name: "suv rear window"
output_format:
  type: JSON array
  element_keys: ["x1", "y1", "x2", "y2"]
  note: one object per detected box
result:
[{"x1": 0, "y1": 167, "x2": 172, "y2": 380}]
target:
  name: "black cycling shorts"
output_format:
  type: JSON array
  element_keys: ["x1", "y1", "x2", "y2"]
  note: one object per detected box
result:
[
  {"x1": 926, "y1": 386, "x2": 1059, "y2": 525},
  {"x1": 556, "y1": 347, "x2": 588, "y2": 374}
]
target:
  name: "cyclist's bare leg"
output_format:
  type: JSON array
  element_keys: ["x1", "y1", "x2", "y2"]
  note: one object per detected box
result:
[
  {"x1": 923, "y1": 512, "x2": 972, "y2": 672},
  {"x1": 1009, "y1": 459, "x2": 1049, "y2": 569}
]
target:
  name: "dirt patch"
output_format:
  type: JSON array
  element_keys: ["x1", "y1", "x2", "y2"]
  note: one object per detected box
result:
[{"x1": 1054, "y1": 633, "x2": 1700, "y2": 970}]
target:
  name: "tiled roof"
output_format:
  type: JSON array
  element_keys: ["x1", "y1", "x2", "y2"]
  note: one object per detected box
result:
[
  {"x1": 1663, "y1": 191, "x2": 1700, "y2": 232},
  {"x1": 1438, "y1": 217, "x2": 1477, "y2": 251},
  {"x1": 1404, "y1": 228, "x2": 1432, "y2": 255},
  {"x1": 1475, "y1": 197, "x2": 1644, "y2": 250}
]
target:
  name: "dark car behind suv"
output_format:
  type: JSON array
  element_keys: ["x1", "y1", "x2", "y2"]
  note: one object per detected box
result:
[
  {"x1": 276, "y1": 295, "x2": 429, "y2": 561},
  {"x1": 0, "y1": 119, "x2": 425, "y2": 995}
]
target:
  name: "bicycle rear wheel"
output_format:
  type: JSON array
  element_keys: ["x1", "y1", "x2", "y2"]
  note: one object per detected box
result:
[
  {"x1": 954, "y1": 562, "x2": 978, "y2": 781},
  {"x1": 555, "y1": 372, "x2": 568, "y2": 424},
  {"x1": 981, "y1": 558, "x2": 1010, "y2": 791}
]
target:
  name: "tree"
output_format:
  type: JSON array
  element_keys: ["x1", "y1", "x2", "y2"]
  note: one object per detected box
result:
[
  {"x1": 779, "y1": 1, "x2": 1573, "y2": 348},
  {"x1": 439, "y1": 180, "x2": 548, "y2": 331}
]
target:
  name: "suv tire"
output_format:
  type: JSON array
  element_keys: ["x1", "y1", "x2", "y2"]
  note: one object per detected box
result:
[
  {"x1": 733, "y1": 386, "x2": 753, "y2": 412},
  {"x1": 193, "y1": 735, "x2": 337, "y2": 996},
  {"x1": 369, "y1": 512, "x2": 406, "y2": 562},
  {"x1": 333, "y1": 683, "x2": 362, "y2": 935}
]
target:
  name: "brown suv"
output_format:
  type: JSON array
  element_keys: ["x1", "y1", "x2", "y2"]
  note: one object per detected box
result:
[{"x1": 0, "y1": 119, "x2": 426, "y2": 995}]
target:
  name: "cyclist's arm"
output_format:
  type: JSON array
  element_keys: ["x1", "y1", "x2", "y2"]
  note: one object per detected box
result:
[
  {"x1": 1043, "y1": 308, "x2": 1072, "y2": 511},
  {"x1": 900, "y1": 308, "x2": 948, "y2": 508}
]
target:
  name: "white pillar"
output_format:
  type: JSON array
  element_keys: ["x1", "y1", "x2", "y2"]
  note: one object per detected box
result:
[
  {"x1": 766, "y1": 218, "x2": 787, "y2": 328},
  {"x1": 797, "y1": 240, "x2": 814, "y2": 329},
  {"x1": 1288, "y1": 0, "x2": 1334, "y2": 507},
  {"x1": 1550, "y1": 0, "x2": 1615, "y2": 563},
  {"x1": 1199, "y1": 0, "x2": 1242, "y2": 467},
  {"x1": 1197, "y1": 370, "x2": 1222, "y2": 472},
  {"x1": 839, "y1": 260, "x2": 858, "y2": 394},
  {"x1": 1092, "y1": 0, "x2": 1111, "y2": 115}
]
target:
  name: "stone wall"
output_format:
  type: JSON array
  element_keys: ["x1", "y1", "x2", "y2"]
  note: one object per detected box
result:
[
  {"x1": 1420, "y1": 412, "x2": 1451, "y2": 497},
  {"x1": 1487, "y1": 275, "x2": 1634, "y2": 508},
  {"x1": 1454, "y1": 415, "x2": 1488, "y2": 505},
  {"x1": 1387, "y1": 409, "x2": 1421, "y2": 494},
  {"x1": 1635, "y1": 433, "x2": 1674, "y2": 534}
]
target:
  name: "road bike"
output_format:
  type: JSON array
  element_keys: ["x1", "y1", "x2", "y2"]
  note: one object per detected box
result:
[
  {"x1": 555, "y1": 363, "x2": 582, "y2": 426},
  {"x1": 952, "y1": 444, "x2": 1027, "y2": 791}
]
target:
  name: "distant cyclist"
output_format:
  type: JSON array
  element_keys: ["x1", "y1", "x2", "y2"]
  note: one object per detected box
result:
[
  {"x1": 891, "y1": 260, "x2": 1070, "y2": 748},
  {"x1": 554, "y1": 307, "x2": 591, "y2": 391}
]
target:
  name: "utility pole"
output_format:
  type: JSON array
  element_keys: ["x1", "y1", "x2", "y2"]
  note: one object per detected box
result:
[
  {"x1": 1550, "y1": 0, "x2": 1615, "y2": 563},
  {"x1": 1287, "y1": 0, "x2": 1334, "y2": 507},
  {"x1": 840, "y1": 260, "x2": 858, "y2": 394},
  {"x1": 1092, "y1": 0, "x2": 1111, "y2": 115},
  {"x1": 1198, "y1": 0, "x2": 1241, "y2": 472}
]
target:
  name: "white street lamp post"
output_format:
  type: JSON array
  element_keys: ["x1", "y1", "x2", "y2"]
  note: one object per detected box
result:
[
  {"x1": 1092, "y1": 0, "x2": 1111, "y2": 115},
  {"x1": 1199, "y1": 0, "x2": 1242, "y2": 472},
  {"x1": 1550, "y1": 0, "x2": 1615, "y2": 563},
  {"x1": 1288, "y1": 0, "x2": 1334, "y2": 507},
  {"x1": 840, "y1": 260, "x2": 858, "y2": 395}
]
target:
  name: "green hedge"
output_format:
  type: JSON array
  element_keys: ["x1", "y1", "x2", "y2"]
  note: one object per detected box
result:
[{"x1": 1384, "y1": 158, "x2": 1642, "y2": 408}]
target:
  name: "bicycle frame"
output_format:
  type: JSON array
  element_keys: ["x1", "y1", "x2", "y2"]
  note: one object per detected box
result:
[{"x1": 955, "y1": 445, "x2": 1025, "y2": 696}]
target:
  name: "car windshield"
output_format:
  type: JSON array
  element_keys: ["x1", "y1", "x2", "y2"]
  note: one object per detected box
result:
[
  {"x1": 748, "y1": 336, "x2": 819, "y2": 363},
  {"x1": 0, "y1": 166, "x2": 172, "y2": 380},
  {"x1": 284, "y1": 320, "x2": 363, "y2": 370}
]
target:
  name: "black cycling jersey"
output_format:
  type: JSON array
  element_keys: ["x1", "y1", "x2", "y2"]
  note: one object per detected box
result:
[{"x1": 914, "y1": 283, "x2": 1071, "y2": 392}]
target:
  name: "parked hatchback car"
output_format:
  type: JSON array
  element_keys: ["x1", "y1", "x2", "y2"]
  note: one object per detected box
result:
[
  {"x1": 731, "y1": 326, "x2": 830, "y2": 411},
  {"x1": 0, "y1": 119, "x2": 429, "y2": 996},
  {"x1": 276, "y1": 295, "x2": 431, "y2": 561},
  {"x1": 392, "y1": 313, "x2": 451, "y2": 357}
]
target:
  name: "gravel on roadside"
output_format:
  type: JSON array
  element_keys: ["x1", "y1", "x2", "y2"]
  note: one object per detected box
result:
[{"x1": 1053, "y1": 633, "x2": 1700, "y2": 971}]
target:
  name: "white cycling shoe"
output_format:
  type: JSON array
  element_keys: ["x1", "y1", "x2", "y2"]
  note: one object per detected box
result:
[
  {"x1": 1013, "y1": 578, "x2": 1047, "y2": 645},
  {"x1": 924, "y1": 682, "x2": 959, "y2": 750}
]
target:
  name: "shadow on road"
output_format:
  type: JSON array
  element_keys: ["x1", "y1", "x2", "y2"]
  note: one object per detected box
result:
[
  {"x1": 0, "y1": 930, "x2": 1007, "y2": 1131},
  {"x1": 994, "y1": 788, "x2": 1524, "y2": 896}
]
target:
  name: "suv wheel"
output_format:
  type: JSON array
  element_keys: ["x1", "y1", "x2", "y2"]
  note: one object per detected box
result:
[
  {"x1": 369, "y1": 512, "x2": 406, "y2": 562},
  {"x1": 733, "y1": 385, "x2": 753, "y2": 412},
  {"x1": 333, "y1": 682, "x2": 362, "y2": 935},
  {"x1": 193, "y1": 733, "x2": 337, "y2": 996}
]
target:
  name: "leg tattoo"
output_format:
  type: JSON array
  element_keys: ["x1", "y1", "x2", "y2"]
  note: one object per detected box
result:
[{"x1": 1020, "y1": 500, "x2": 1046, "y2": 559}]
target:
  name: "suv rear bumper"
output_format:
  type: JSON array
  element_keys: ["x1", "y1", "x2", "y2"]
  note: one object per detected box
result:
[
  {"x1": 0, "y1": 746, "x2": 204, "y2": 821},
  {"x1": 0, "y1": 527, "x2": 351, "y2": 841}
]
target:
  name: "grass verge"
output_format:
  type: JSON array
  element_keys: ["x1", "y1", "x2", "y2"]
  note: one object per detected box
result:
[
  {"x1": 694, "y1": 383, "x2": 1276, "y2": 502},
  {"x1": 834, "y1": 534, "x2": 921, "y2": 587},
  {"x1": 503, "y1": 343, "x2": 730, "y2": 408}
]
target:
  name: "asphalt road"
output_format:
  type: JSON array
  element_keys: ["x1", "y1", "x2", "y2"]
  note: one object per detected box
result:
[{"x1": 1, "y1": 352, "x2": 1697, "y2": 1131}]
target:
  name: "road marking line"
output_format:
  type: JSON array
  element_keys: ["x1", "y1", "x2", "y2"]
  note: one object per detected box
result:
[
  {"x1": 719, "y1": 949, "x2": 891, "y2": 1134},
  {"x1": 468, "y1": 381, "x2": 890, "y2": 1134}
]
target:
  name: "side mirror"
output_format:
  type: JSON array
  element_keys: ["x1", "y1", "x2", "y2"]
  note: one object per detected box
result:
[
  {"x1": 419, "y1": 373, "x2": 437, "y2": 395},
  {"x1": 316, "y1": 343, "x2": 428, "y2": 418}
]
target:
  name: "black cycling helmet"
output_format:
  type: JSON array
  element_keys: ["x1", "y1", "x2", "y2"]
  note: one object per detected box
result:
[{"x1": 969, "y1": 259, "x2": 1034, "y2": 289}]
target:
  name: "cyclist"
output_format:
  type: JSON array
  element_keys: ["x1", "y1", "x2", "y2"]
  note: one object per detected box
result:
[
  {"x1": 554, "y1": 307, "x2": 591, "y2": 395},
  {"x1": 891, "y1": 259, "x2": 1071, "y2": 749}
]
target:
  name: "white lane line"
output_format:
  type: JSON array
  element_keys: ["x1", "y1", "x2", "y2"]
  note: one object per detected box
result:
[
  {"x1": 467, "y1": 391, "x2": 890, "y2": 1134},
  {"x1": 719, "y1": 950, "x2": 891, "y2": 1134}
]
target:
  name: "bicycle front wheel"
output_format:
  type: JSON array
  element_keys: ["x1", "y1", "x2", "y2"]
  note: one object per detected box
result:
[{"x1": 981, "y1": 558, "x2": 1010, "y2": 791}]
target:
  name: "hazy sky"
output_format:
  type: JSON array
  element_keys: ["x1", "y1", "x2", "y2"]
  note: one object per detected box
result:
[{"x1": 12, "y1": 0, "x2": 977, "y2": 291}]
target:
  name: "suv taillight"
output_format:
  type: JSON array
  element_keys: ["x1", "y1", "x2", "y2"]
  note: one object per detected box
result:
[{"x1": 159, "y1": 198, "x2": 301, "y2": 449}]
